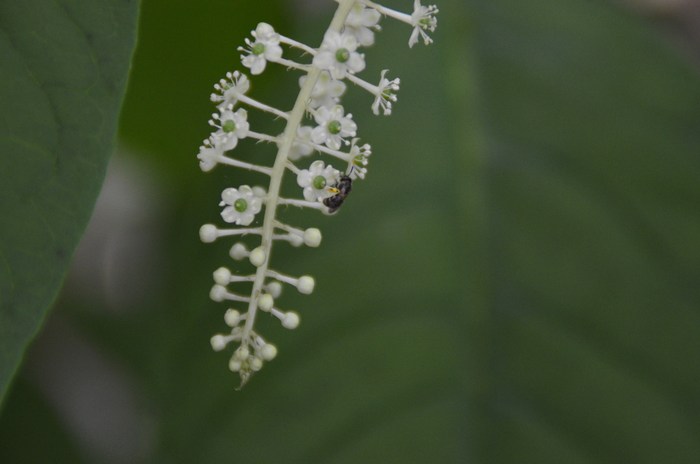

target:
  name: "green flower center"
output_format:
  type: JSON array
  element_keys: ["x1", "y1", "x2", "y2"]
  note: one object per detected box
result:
[
  {"x1": 419, "y1": 18, "x2": 431, "y2": 28},
  {"x1": 312, "y1": 175, "x2": 327, "y2": 190},
  {"x1": 335, "y1": 48, "x2": 350, "y2": 63},
  {"x1": 234, "y1": 198, "x2": 248, "y2": 212},
  {"x1": 252, "y1": 43, "x2": 266, "y2": 55},
  {"x1": 327, "y1": 120, "x2": 342, "y2": 135},
  {"x1": 222, "y1": 120, "x2": 237, "y2": 133}
]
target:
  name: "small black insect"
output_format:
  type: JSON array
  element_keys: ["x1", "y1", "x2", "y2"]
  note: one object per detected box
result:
[{"x1": 323, "y1": 175, "x2": 353, "y2": 213}]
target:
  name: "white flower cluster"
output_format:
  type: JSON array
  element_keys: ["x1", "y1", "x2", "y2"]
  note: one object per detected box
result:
[{"x1": 197, "y1": 0, "x2": 438, "y2": 387}]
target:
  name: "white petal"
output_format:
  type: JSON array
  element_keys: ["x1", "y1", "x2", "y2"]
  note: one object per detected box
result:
[
  {"x1": 197, "y1": 147, "x2": 219, "y2": 172},
  {"x1": 322, "y1": 165, "x2": 339, "y2": 180},
  {"x1": 325, "y1": 134, "x2": 342, "y2": 150},
  {"x1": 219, "y1": 135, "x2": 237, "y2": 151},
  {"x1": 303, "y1": 187, "x2": 316, "y2": 202},
  {"x1": 236, "y1": 121, "x2": 250, "y2": 139},
  {"x1": 347, "y1": 53, "x2": 365, "y2": 74},
  {"x1": 221, "y1": 188, "x2": 239, "y2": 204},
  {"x1": 339, "y1": 33, "x2": 358, "y2": 51},
  {"x1": 250, "y1": 57, "x2": 266, "y2": 75},
  {"x1": 265, "y1": 44, "x2": 283, "y2": 61},
  {"x1": 312, "y1": 51, "x2": 335, "y2": 71},
  {"x1": 241, "y1": 54, "x2": 257, "y2": 70},
  {"x1": 198, "y1": 156, "x2": 216, "y2": 172},
  {"x1": 314, "y1": 106, "x2": 332, "y2": 124},
  {"x1": 328, "y1": 79, "x2": 346, "y2": 98},
  {"x1": 328, "y1": 66, "x2": 346, "y2": 80},
  {"x1": 236, "y1": 74, "x2": 250, "y2": 94},
  {"x1": 341, "y1": 119, "x2": 357, "y2": 135},
  {"x1": 310, "y1": 160, "x2": 326, "y2": 173},
  {"x1": 408, "y1": 28, "x2": 420, "y2": 48},
  {"x1": 221, "y1": 206, "x2": 239, "y2": 223},
  {"x1": 362, "y1": 9, "x2": 381, "y2": 27},
  {"x1": 238, "y1": 211, "x2": 255, "y2": 226},
  {"x1": 323, "y1": 30, "x2": 341, "y2": 47},
  {"x1": 256, "y1": 22, "x2": 275, "y2": 37},
  {"x1": 311, "y1": 126, "x2": 328, "y2": 145},
  {"x1": 297, "y1": 170, "x2": 312, "y2": 188},
  {"x1": 328, "y1": 105, "x2": 343, "y2": 120},
  {"x1": 298, "y1": 125, "x2": 313, "y2": 140},
  {"x1": 355, "y1": 28, "x2": 375, "y2": 47}
]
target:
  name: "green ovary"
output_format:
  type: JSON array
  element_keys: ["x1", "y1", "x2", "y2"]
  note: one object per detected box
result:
[
  {"x1": 252, "y1": 43, "x2": 266, "y2": 55},
  {"x1": 234, "y1": 198, "x2": 248, "y2": 212},
  {"x1": 327, "y1": 120, "x2": 342, "y2": 135},
  {"x1": 222, "y1": 120, "x2": 237, "y2": 133},
  {"x1": 312, "y1": 176, "x2": 327, "y2": 190},
  {"x1": 335, "y1": 48, "x2": 349, "y2": 63}
]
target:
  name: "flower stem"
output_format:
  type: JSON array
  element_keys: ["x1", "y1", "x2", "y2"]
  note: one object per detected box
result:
[
  {"x1": 240, "y1": 0, "x2": 357, "y2": 343},
  {"x1": 345, "y1": 72, "x2": 379, "y2": 95},
  {"x1": 362, "y1": 0, "x2": 413, "y2": 25},
  {"x1": 238, "y1": 94, "x2": 289, "y2": 120},
  {"x1": 279, "y1": 34, "x2": 318, "y2": 56}
]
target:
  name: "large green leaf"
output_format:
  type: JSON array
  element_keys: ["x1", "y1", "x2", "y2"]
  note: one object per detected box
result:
[
  {"x1": 0, "y1": 0, "x2": 139, "y2": 403},
  {"x1": 1, "y1": 0, "x2": 699, "y2": 462},
  {"x1": 457, "y1": 2, "x2": 700, "y2": 461}
]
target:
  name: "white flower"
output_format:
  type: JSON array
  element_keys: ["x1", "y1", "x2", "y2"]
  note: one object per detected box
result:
[
  {"x1": 197, "y1": 136, "x2": 225, "y2": 172},
  {"x1": 289, "y1": 126, "x2": 315, "y2": 161},
  {"x1": 345, "y1": 2, "x2": 382, "y2": 47},
  {"x1": 209, "y1": 107, "x2": 250, "y2": 151},
  {"x1": 210, "y1": 71, "x2": 250, "y2": 110},
  {"x1": 296, "y1": 160, "x2": 339, "y2": 202},
  {"x1": 312, "y1": 31, "x2": 365, "y2": 79},
  {"x1": 311, "y1": 105, "x2": 357, "y2": 150},
  {"x1": 301, "y1": 71, "x2": 346, "y2": 109},
  {"x1": 371, "y1": 70, "x2": 400, "y2": 116},
  {"x1": 347, "y1": 139, "x2": 372, "y2": 180},
  {"x1": 239, "y1": 23, "x2": 283, "y2": 75},
  {"x1": 219, "y1": 185, "x2": 263, "y2": 226},
  {"x1": 408, "y1": 1, "x2": 439, "y2": 48}
]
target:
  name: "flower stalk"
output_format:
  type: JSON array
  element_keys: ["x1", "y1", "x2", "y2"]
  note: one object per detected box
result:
[{"x1": 198, "y1": 0, "x2": 438, "y2": 387}]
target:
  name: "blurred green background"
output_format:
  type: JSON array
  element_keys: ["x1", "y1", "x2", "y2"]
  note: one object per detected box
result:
[{"x1": 1, "y1": 0, "x2": 700, "y2": 462}]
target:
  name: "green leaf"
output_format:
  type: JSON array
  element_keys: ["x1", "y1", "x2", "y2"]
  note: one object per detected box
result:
[
  {"x1": 2, "y1": 0, "x2": 699, "y2": 462},
  {"x1": 0, "y1": 0, "x2": 139, "y2": 403},
  {"x1": 452, "y1": 0, "x2": 700, "y2": 461}
]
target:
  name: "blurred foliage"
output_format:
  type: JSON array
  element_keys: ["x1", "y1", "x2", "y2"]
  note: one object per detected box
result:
[
  {"x1": 2, "y1": 0, "x2": 700, "y2": 463},
  {"x1": 0, "y1": 0, "x2": 139, "y2": 403}
]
